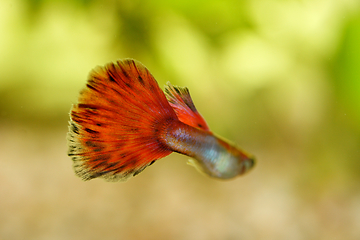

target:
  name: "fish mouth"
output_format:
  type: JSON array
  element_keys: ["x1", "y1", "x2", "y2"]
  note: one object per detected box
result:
[
  {"x1": 242, "y1": 156, "x2": 256, "y2": 174},
  {"x1": 249, "y1": 157, "x2": 256, "y2": 168}
]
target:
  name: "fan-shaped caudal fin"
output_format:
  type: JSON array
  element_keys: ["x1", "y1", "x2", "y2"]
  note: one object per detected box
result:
[
  {"x1": 67, "y1": 59, "x2": 178, "y2": 181},
  {"x1": 164, "y1": 83, "x2": 210, "y2": 132}
]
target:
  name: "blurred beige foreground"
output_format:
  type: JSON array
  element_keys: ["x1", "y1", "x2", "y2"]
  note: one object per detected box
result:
[
  {"x1": 2, "y1": 123, "x2": 359, "y2": 240},
  {"x1": 1, "y1": 0, "x2": 360, "y2": 239}
]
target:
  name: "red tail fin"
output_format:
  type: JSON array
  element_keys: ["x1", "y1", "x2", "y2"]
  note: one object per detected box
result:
[{"x1": 68, "y1": 59, "x2": 178, "y2": 181}]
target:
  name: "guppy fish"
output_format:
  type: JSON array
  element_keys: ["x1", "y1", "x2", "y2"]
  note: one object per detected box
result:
[{"x1": 67, "y1": 59, "x2": 255, "y2": 181}]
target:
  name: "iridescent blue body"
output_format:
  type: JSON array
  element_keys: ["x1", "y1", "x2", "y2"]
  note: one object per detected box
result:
[{"x1": 161, "y1": 120, "x2": 255, "y2": 179}]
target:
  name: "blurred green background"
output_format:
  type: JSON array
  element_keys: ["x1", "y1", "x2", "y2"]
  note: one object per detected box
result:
[{"x1": 1, "y1": 0, "x2": 360, "y2": 239}]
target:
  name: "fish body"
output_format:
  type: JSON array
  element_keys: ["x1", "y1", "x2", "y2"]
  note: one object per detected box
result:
[
  {"x1": 162, "y1": 120, "x2": 254, "y2": 179},
  {"x1": 67, "y1": 59, "x2": 255, "y2": 181}
]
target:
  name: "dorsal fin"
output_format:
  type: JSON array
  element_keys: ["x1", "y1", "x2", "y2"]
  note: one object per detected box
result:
[
  {"x1": 164, "y1": 83, "x2": 210, "y2": 132},
  {"x1": 68, "y1": 59, "x2": 178, "y2": 181}
]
